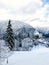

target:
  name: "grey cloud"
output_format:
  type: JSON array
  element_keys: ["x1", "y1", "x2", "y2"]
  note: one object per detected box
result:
[
  {"x1": 30, "y1": 18, "x2": 40, "y2": 22},
  {"x1": 20, "y1": 2, "x2": 42, "y2": 15},
  {"x1": 0, "y1": 3, "x2": 11, "y2": 10},
  {"x1": 0, "y1": 2, "x2": 42, "y2": 16},
  {"x1": 0, "y1": 3, "x2": 18, "y2": 16}
]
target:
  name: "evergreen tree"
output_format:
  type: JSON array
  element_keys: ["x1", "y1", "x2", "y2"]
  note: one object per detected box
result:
[
  {"x1": 28, "y1": 33, "x2": 30, "y2": 38},
  {"x1": 18, "y1": 33, "x2": 22, "y2": 47},
  {"x1": 5, "y1": 20, "x2": 14, "y2": 50}
]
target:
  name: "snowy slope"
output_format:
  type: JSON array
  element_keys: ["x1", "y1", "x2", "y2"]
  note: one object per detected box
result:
[
  {"x1": 0, "y1": 20, "x2": 33, "y2": 38},
  {"x1": 4, "y1": 46, "x2": 49, "y2": 65},
  {"x1": 0, "y1": 20, "x2": 33, "y2": 32},
  {"x1": 0, "y1": 20, "x2": 49, "y2": 37}
]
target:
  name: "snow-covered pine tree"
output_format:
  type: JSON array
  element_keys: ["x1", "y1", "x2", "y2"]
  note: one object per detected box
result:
[
  {"x1": 18, "y1": 33, "x2": 22, "y2": 47},
  {"x1": 5, "y1": 20, "x2": 14, "y2": 50}
]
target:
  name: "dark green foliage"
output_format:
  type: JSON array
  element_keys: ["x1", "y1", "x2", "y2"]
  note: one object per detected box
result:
[
  {"x1": 28, "y1": 33, "x2": 30, "y2": 38},
  {"x1": 5, "y1": 20, "x2": 14, "y2": 50},
  {"x1": 35, "y1": 35, "x2": 39, "y2": 39}
]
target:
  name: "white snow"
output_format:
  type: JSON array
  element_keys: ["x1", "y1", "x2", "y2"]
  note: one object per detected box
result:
[
  {"x1": 4, "y1": 46, "x2": 49, "y2": 65},
  {"x1": 0, "y1": 40, "x2": 13, "y2": 65},
  {"x1": 22, "y1": 38, "x2": 33, "y2": 48}
]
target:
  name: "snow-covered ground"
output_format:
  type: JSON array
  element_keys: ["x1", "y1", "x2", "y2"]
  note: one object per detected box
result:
[
  {"x1": 4, "y1": 46, "x2": 49, "y2": 65},
  {"x1": 0, "y1": 40, "x2": 13, "y2": 65}
]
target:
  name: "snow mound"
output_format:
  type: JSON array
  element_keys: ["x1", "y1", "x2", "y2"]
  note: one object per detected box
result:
[{"x1": 4, "y1": 46, "x2": 49, "y2": 65}]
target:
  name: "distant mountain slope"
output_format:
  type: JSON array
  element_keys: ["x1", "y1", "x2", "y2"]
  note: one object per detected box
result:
[
  {"x1": 0, "y1": 20, "x2": 33, "y2": 32},
  {"x1": 0, "y1": 20, "x2": 35, "y2": 39},
  {"x1": 36, "y1": 27, "x2": 49, "y2": 37}
]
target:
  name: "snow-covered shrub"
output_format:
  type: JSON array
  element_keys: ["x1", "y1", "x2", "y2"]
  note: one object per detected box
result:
[
  {"x1": 14, "y1": 39, "x2": 19, "y2": 50},
  {"x1": 34, "y1": 30, "x2": 42, "y2": 38},
  {"x1": 22, "y1": 38, "x2": 33, "y2": 50}
]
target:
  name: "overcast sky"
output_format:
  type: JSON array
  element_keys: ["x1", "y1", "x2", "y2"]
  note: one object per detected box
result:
[{"x1": 0, "y1": 0, "x2": 49, "y2": 27}]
